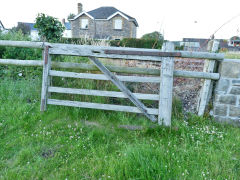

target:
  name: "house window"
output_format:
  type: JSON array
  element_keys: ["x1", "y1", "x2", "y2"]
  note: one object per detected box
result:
[
  {"x1": 114, "y1": 19, "x2": 122, "y2": 30},
  {"x1": 81, "y1": 19, "x2": 88, "y2": 29}
]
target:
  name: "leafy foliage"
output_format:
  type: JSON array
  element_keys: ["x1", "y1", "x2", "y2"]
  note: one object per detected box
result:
[
  {"x1": 67, "y1": 13, "x2": 76, "y2": 21},
  {"x1": 0, "y1": 31, "x2": 42, "y2": 78},
  {"x1": 34, "y1": 13, "x2": 65, "y2": 42},
  {"x1": 59, "y1": 37, "x2": 103, "y2": 45},
  {"x1": 141, "y1": 31, "x2": 164, "y2": 41},
  {"x1": 230, "y1": 36, "x2": 240, "y2": 40}
]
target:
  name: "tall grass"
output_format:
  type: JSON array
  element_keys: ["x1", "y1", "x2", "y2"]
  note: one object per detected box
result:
[{"x1": 0, "y1": 76, "x2": 240, "y2": 179}]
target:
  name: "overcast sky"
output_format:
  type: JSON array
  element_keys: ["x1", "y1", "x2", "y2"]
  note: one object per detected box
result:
[{"x1": 0, "y1": 0, "x2": 240, "y2": 40}]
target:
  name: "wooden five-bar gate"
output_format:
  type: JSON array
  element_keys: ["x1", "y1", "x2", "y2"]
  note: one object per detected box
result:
[{"x1": 0, "y1": 40, "x2": 224, "y2": 126}]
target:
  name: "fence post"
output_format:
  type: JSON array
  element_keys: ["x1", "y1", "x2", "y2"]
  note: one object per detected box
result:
[
  {"x1": 158, "y1": 42, "x2": 175, "y2": 126},
  {"x1": 40, "y1": 46, "x2": 51, "y2": 111},
  {"x1": 197, "y1": 40, "x2": 219, "y2": 116}
]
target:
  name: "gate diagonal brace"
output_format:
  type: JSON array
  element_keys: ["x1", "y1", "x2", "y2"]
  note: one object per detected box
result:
[{"x1": 88, "y1": 56, "x2": 157, "y2": 122}]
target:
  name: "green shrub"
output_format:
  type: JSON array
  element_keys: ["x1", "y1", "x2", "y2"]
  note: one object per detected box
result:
[
  {"x1": 110, "y1": 38, "x2": 163, "y2": 49},
  {"x1": 34, "y1": 13, "x2": 65, "y2": 42},
  {"x1": 0, "y1": 31, "x2": 42, "y2": 79},
  {"x1": 59, "y1": 37, "x2": 100, "y2": 45},
  {"x1": 175, "y1": 45, "x2": 184, "y2": 50}
]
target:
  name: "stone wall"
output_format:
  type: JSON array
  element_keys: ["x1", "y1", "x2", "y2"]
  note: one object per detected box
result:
[
  {"x1": 213, "y1": 59, "x2": 240, "y2": 126},
  {"x1": 71, "y1": 15, "x2": 95, "y2": 38}
]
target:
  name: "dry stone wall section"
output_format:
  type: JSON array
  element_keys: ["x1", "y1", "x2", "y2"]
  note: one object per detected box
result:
[{"x1": 213, "y1": 59, "x2": 240, "y2": 126}]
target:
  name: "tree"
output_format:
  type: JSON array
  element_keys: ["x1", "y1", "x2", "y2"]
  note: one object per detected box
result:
[
  {"x1": 141, "y1": 31, "x2": 164, "y2": 41},
  {"x1": 15, "y1": 23, "x2": 31, "y2": 35},
  {"x1": 34, "y1": 13, "x2": 65, "y2": 42},
  {"x1": 230, "y1": 36, "x2": 240, "y2": 40},
  {"x1": 67, "y1": 13, "x2": 76, "y2": 21},
  {"x1": 141, "y1": 31, "x2": 164, "y2": 49}
]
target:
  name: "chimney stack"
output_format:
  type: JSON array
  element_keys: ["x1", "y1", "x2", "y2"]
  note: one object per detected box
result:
[
  {"x1": 78, "y1": 3, "x2": 83, "y2": 14},
  {"x1": 62, "y1": 18, "x2": 66, "y2": 25}
]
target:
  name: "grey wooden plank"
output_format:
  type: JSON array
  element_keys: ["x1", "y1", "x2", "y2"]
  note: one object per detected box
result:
[
  {"x1": 49, "y1": 70, "x2": 160, "y2": 83},
  {"x1": 89, "y1": 56, "x2": 157, "y2": 122},
  {"x1": 47, "y1": 99, "x2": 159, "y2": 115},
  {"x1": 0, "y1": 40, "x2": 50, "y2": 49},
  {"x1": 0, "y1": 59, "x2": 220, "y2": 80},
  {"x1": 174, "y1": 70, "x2": 219, "y2": 80},
  {"x1": 0, "y1": 59, "x2": 43, "y2": 66},
  {"x1": 104, "y1": 50, "x2": 182, "y2": 57},
  {"x1": 48, "y1": 43, "x2": 224, "y2": 60},
  {"x1": 40, "y1": 46, "x2": 51, "y2": 111},
  {"x1": 0, "y1": 40, "x2": 224, "y2": 60},
  {"x1": 179, "y1": 51, "x2": 223, "y2": 60},
  {"x1": 48, "y1": 86, "x2": 159, "y2": 100},
  {"x1": 198, "y1": 40, "x2": 220, "y2": 116},
  {"x1": 158, "y1": 42, "x2": 175, "y2": 126}
]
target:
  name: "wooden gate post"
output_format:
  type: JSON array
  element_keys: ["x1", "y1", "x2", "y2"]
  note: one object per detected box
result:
[
  {"x1": 40, "y1": 46, "x2": 51, "y2": 111},
  {"x1": 158, "y1": 42, "x2": 175, "y2": 126},
  {"x1": 197, "y1": 40, "x2": 219, "y2": 116}
]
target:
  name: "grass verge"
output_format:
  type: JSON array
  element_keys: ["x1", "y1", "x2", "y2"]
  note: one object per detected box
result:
[{"x1": 0, "y1": 77, "x2": 240, "y2": 179}]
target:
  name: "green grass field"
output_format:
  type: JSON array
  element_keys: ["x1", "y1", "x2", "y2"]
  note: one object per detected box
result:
[{"x1": 0, "y1": 77, "x2": 240, "y2": 179}]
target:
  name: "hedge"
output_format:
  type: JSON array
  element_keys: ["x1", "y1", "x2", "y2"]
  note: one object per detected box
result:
[{"x1": 110, "y1": 38, "x2": 163, "y2": 49}]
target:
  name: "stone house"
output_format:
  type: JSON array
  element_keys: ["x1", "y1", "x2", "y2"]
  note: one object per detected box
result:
[
  {"x1": 62, "y1": 19, "x2": 72, "y2": 38},
  {"x1": 18, "y1": 22, "x2": 39, "y2": 40},
  {"x1": 70, "y1": 3, "x2": 138, "y2": 40}
]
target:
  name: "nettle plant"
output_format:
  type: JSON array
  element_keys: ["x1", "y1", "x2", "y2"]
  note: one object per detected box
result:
[{"x1": 34, "y1": 13, "x2": 65, "y2": 42}]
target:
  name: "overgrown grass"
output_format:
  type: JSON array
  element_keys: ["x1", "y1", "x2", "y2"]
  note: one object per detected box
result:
[
  {"x1": 0, "y1": 77, "x2": 240, "y2": 179},
  {"x1": 224, "y1": 52, "x2": 240, "y2": 59}
]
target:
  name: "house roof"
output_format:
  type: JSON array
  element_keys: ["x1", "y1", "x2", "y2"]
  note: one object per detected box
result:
[
  {"x1": 64, "y1": 22, "x2": 71, "y2": 30},
  {"x1": 18, "y1": 22, "x2": 37, "y2": 31},
  {"x1": 18, "y1": 22, "x2": 71, "y2": 31},
  {"x1": 88, "y1": 7, "x2": 133, "y2": 19},
  {"x1": 71, "y1": 6, "x2": 138, "y2": 27}
]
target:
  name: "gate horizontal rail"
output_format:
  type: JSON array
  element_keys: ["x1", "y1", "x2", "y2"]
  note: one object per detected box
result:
[
  {"x1": 0, "y1": 59, "x2": 220, "y2": 80},
  {"x1": 48, "y1": 99, "x2": 159, "y2": 115},
  {"x1": 0, "y1": 40, "x2": 224, "y2": 60},
  {"x1": 48, "y1": 87, "x2": 159, "y2": 100}
]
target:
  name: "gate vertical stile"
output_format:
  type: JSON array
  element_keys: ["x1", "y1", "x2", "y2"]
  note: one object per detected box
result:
[
  {"x1": 40, "y1": 45, "x2": 51, "y2": 111},
  {"x1": 158, "y1": 42, "x2": 175, "y2": 126},
  {"x1": 197, "y1": 40, "x2": 219, "y2": 116}
]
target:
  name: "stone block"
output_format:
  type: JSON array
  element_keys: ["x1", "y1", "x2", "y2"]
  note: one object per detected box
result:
[
  {"x1": 213, "y1": 104, "x2": 228, "y2": 116},
  {"x1": 219, "y1": 61, "x2": 240, "y2": 78},
  {"x1": 232, "y1": 80, "x2": 240, "y2": 86},
  {"x1": 214, "y1": 116, "x2": 230, "y2": 123},
  {"x1": 229, "y1": 106, "x2": 240, "y2": 117},
  {"x1": 219, "y1": 95, "x2": 237, "y2": 105},
  {"x1": 214, "y1": 116, "x2": 240, "y2": 127},
  {"x1": 230, "y1": 87, "x2": 240, "y2": 95},
  {"x1": 215, "y1": 79, "x2": 229, "y2": 93}
]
